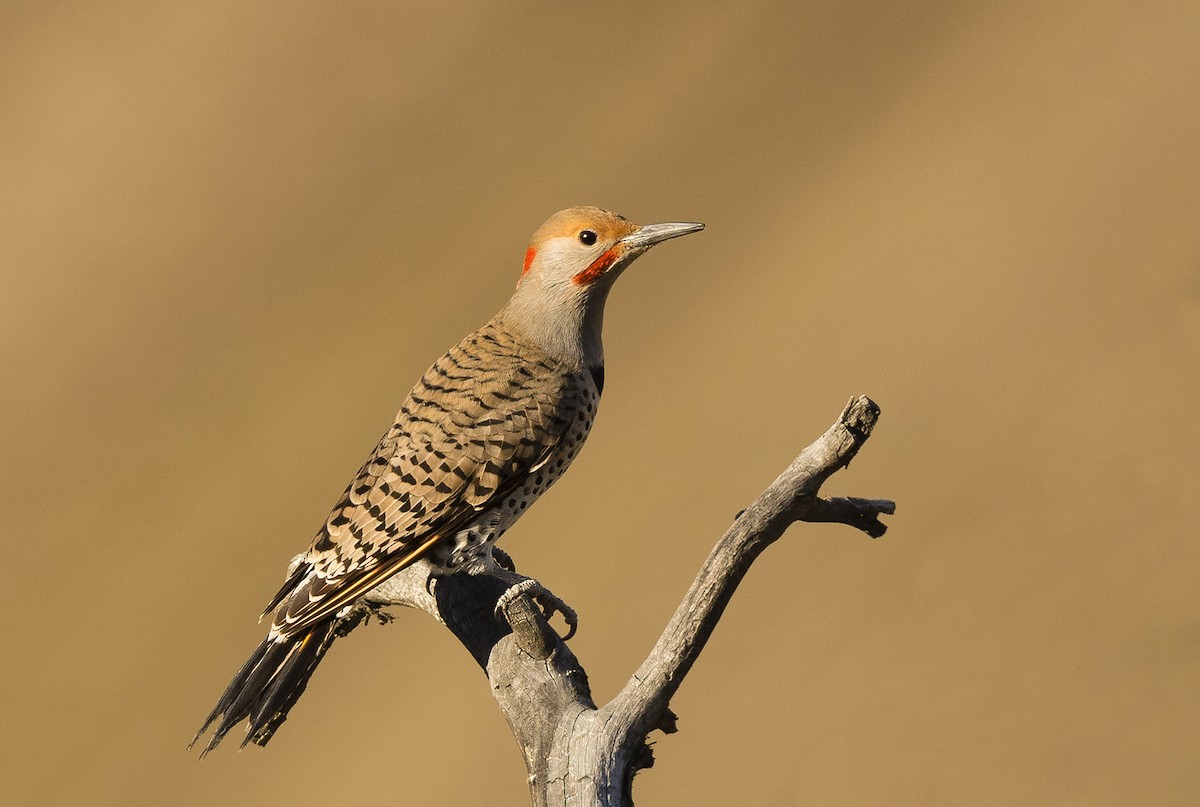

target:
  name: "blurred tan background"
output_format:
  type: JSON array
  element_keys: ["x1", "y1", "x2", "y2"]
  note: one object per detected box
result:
[{"x1": 3, "y1": 1, "x2": 1198, "y2": 804}]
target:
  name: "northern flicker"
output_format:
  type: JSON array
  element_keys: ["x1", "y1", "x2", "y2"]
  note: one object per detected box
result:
[{"x1": 191, "y1": 206, "x2": 703, "y2": 754}]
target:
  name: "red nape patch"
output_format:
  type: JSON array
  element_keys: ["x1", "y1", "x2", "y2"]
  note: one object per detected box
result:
[
  {"x1": 521, "y1": 246, "x2": 537, "y2": 277},
  {"x1": 573, "y1": 248, "x2": 619, "y2": 286}
]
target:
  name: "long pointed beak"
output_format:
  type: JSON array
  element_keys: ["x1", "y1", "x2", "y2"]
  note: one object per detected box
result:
[{"x1": 620, "y1": 221, "x2": 705, "y2": 251}]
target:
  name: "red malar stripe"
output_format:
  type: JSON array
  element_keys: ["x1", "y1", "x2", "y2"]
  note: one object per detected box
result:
[{"x1": 573, "y1": 247, "x2": 619, "y2": 286}]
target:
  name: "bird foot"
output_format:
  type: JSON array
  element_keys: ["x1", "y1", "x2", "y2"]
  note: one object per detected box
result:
[
  {"x1": 491, "y1": 546, "x2": 518, "y2": 573},
  {"x1": 494, "y1": 578, "x2": 578, "y2": 641}
]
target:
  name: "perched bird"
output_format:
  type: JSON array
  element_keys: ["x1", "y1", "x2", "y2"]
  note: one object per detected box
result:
[{"x1": 191, "y1": 206, "x2": 703, "y2": 754}]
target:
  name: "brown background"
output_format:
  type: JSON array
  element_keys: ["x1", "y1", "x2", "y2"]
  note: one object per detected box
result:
[{"x1": 3, "y1": 1, "x2": 1197, "y2": 805}]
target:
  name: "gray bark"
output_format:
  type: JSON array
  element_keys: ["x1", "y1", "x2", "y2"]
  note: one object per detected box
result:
[{"x1": 361, "y1": 395, "x2": 894, "y2": 806}]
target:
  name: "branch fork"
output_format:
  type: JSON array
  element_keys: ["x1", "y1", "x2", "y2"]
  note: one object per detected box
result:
[{"x1": 354, "y1": 395, "x2": 894, "y2": 806}]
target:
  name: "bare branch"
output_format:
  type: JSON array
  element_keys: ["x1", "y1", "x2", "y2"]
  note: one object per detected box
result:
[
  {"x1": 799, "y1": 496, "x2": 895, "y2": 538},
  {"x1": 357, "y1": 395, "x2": 893, "y2": 806},
  {"x1": 604, "y1": 396, "x2": 893, "y2": 758}
]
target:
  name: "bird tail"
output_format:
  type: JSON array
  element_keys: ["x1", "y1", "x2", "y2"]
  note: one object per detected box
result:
[{"x1": 190, "y1": 619, "x2": 336, "y2": 756}]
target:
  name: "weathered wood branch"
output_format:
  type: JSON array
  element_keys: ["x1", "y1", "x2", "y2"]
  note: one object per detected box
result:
[{"x1": 360, "y1": 395, "x2": 894, "y2": 807}]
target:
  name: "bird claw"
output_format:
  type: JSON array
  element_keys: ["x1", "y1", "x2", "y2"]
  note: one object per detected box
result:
[{"x1": 494, "y1": 578, "x2": 578, "y2": 641}]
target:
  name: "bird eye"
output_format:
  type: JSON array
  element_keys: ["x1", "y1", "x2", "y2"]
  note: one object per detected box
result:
[{"x1": 578, "y1": 230, "x2": 598, "y2": 246}]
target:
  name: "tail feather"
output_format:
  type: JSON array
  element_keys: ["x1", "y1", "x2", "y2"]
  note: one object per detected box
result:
[
  {"x1": 191, "y1": 620, "x2": 336, "y2": 756},
  {"x1": 190, "y1": 638, "x2": 273, "y2": 752},
  {"x1": 245, "y1": 620, "x2": 335, "y2": 747}
]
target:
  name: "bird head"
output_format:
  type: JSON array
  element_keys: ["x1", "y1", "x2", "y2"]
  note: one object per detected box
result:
[{"x1": 504, "y1": 206, "x2": 703, "y2": 368}]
